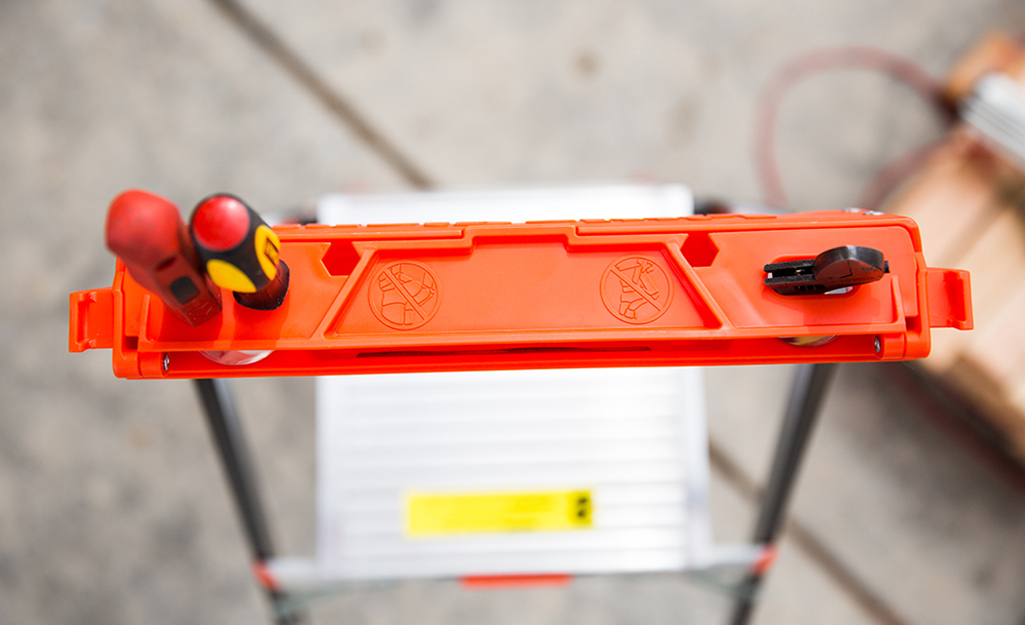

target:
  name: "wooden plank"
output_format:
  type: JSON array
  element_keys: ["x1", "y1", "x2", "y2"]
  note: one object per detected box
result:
[
  {"x1": 888, "y1": 133, "x2": 1000, "y2": 267},
  {"x1": 963, "y1": 277, "x2": 1025, "y2": 383},
  {"x1": 923, "y1": 206, "x2": 1025, "y2": 371},
  {"x1": 888, "y1": 129, "x2": 1025, "y2": 462}
]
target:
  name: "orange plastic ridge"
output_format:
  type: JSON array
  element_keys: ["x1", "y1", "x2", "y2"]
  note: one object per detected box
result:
[
  {"x1": 460, "y1": 574, "x2": 572, "y2": 589},
  {"x1": 68, "y1": 211, "x2": 972, "y2": 379}
]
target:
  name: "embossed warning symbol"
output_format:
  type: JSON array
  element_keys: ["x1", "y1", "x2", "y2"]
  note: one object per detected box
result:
[
  {"x1": 601, "y1": 256, "x2": 674, "y2": 324},
  {"x1": 369, "y1": 261, "x2": 440, "y2": 330}
]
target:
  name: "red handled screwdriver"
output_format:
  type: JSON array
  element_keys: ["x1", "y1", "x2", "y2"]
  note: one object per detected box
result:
[
  {"x1": 189, "y1": 194, "x2": 290, "y2": 310},
  {"x1": 105, "y1": 190, "x2": 222, "y2": 326}
]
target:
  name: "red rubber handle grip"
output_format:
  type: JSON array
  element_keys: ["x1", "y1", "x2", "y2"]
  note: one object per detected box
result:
[{"x1": 105, "y1": 190, "x2": 221, "y2": 326}]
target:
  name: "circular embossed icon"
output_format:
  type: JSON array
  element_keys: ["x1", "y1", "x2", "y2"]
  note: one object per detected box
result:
[
  {"x1": 368, "y1": 261, "x2": 440, "y2": 330},
  {"x1": 601, "y1": 256, "x2": 674, "y2": 324}
]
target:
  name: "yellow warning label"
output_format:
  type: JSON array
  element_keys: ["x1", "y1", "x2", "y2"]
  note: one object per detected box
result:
[{"x1": 406, "y1": 490, "x2": 593, "y2": 537}]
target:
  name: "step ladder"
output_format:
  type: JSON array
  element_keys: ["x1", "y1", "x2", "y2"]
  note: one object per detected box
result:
[{"x1": 76, "y1": 184, "x2": 972, "y2": 624}]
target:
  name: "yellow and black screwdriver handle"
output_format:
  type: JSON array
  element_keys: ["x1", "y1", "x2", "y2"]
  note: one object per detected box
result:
[{"x1": 189, "y1": 194, "x2": 290, "y2": 310}]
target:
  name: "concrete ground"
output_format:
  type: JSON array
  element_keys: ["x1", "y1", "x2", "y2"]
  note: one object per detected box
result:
[{"x1": 2, "y1": 1, "x2": 1025, "y2": 624}]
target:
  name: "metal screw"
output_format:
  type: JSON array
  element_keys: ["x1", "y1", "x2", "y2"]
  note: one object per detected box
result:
[
  {"x1": 163, "y1": 353, "x2": 170, "y2": 372},
  {"x1": 874, "y1": 336, "x2": 882, "y2": 353}
]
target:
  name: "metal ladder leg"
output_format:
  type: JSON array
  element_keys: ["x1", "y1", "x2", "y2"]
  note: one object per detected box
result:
[
  {"x1": 729, "y1": 362, "x2": 838, "y2": 625},
  {"x1": 193, "y1": 378, "x2": 304, "y2": 625}
]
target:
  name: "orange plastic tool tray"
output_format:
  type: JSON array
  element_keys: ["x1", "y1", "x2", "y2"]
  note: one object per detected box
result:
[{"x1": 69, "y1": 211, "x2": 972, "y2": 379}]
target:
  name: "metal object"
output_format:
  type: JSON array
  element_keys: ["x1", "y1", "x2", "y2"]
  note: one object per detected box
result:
[
  {"x1": 194, "y1": 310, "x2": 841, "y2": 623},
  {"x1": 316, "y1": 184, "x2": 694, "y2": 224},
  {"x1": 302, "y1": 367, "x2": 716, "y2": 584},
  {"x1": 193, "y1": 379, "x2": 303, "y2": 625},
  {"x1": 729, "y1": 362, "x2": 838, "y2": 625},
  {"x1": 764, "y1": 245, "x2": 887, "y2": 295},
  {"x1": 961, "y1": 73, "x2": 1025, "y2": 170}
]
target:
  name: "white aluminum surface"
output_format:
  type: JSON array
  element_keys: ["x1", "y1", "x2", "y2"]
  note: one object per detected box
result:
[
  {"x1": 317, "y1": 183, "x2": 692, "y2": 225},
  {"x1": 311, "y1": 184, "x2": 713, "y2": 581},
  {"x1": 963, "y1": 73, "x2": 1025, "y2": 170}
]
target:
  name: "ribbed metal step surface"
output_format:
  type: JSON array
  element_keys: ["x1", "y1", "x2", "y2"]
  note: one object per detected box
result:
[{"x1": 316, "y1": 367, "x2": 712, "y2": 580}]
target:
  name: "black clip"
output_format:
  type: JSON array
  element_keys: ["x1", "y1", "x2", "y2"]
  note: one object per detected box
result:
[{"x1": 764, "y1": 245, "x2": 888, "y2": 295}]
